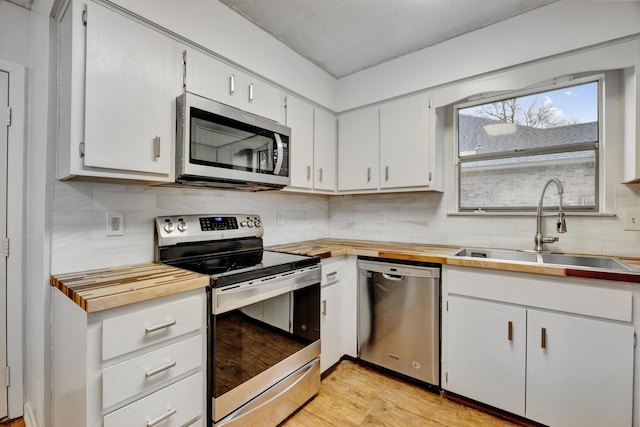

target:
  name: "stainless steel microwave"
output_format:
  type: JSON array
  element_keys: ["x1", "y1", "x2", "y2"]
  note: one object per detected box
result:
[{"x1": 176, "y1": 93, "x2": 291, "y2": 190}]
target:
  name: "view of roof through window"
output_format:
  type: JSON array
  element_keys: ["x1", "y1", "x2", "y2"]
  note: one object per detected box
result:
[{"x1": 457, "y1": 81, "x2": 599, "y2": 211}]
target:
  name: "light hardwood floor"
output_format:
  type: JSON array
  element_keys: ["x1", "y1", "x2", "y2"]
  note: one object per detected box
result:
[
  {"x1": 0, "y1": 418, "x2": 25, "y2": 427},
  {"x1": 281, "y1": 360, "x2": 529, "y2": 427}
]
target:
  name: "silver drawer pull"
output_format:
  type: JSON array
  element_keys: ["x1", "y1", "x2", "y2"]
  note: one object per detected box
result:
[
  {"x1": 145, "y1": 320, "x2": 176, "y2": 334},
  {"x1": 146, "y1": 408, "x2": 177, "y2": 427},
  {"x1": 145, "y1": 360, "x2": 176, "y2": 378}
]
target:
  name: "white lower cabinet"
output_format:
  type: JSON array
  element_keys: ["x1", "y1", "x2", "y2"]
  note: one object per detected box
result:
[
  {"x1": 52, "y1": 288, "x2": 207, "y2": 427},
  {"x1": 526, "y1": 309, "x2": 633, "y2": 427},
  {"x1": 320, "y1": 257, "x2": 344, "y2": 372},
  {"x1": 444, "y1": 267, "x2": 634, "y2": 427},
  {"x1": 447, "y1": 296, "x2": 526, "y2": 416}
]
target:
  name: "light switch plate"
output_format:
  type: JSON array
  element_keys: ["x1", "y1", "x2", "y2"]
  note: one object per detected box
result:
[{"x1": 623, "y1": 210, "x2": 640, "y2": 231}]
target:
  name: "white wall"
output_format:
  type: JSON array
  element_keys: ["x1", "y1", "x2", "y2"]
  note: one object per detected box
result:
[
  {"x1": 0, "y1": 1, "x2": 54, "y2": 426},
  {"x1": 336, "y1": 1, "x2": 640, "y2": 111},
  {"x1": 106, "y1": 0, "x2": 338, "y2": 110}
]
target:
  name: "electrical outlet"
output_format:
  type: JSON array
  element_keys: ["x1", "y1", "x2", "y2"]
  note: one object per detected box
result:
[
  {"x1": 106, "y1": 212, "x2": 124, "y2": 236},
  {"x1": 276, "y1": 211, "x2": 285, "y2": 226},
  {"x1": 623, "y1": 210, "x2": 640, "y2": 231},
  {"x1": 379, "y1": 212, "x2": 386, "y2": 224}
]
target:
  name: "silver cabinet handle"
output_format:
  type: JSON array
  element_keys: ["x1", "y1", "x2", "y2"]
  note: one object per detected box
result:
[
  {"x1": 229, "y1": 74, "x2": 235, "y2": 95},
  {"x1": 145, "y1": 360, "x2": 176, "y2": 378},
  {"x1": 249, "y1": 83, "x2": 254, "y2": 103},
  {"x1": 367, "y1": 167, "x2": 371, "y2": 182},
  {"x1": 326, "y1": 271, "x2": 338, "y2": 279},
  {"x1": 273, "y1": 133, "x2": 284, "y2": 175},
  {"x1": 322, "y1": 299, "x2": 327, "y2": 316},
  {"x1": 146, "y1": 408, "x2": 177, "y2": 427},
  {"x1": 306, "y1": 165, "x2": 311, "y2": 181},
  {"x1": 145, "y1": 320, "x2": 176, "y2": 334},
  {"x1": 385, "y1": 166, "x2": 389, "y2": 181},
  {"x1": 318, "y1": 167, "x2": 323, "y2": 182},
  {"x1": 153, "y1": 135, "x2": 161, "y2": 159}
]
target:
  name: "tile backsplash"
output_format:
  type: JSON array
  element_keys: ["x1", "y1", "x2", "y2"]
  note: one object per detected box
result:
[
  {"x1": 51, "y1": 181, "x2": 329, "y2": 274},
  {"x1": 328, "y1": 183, "x2": 640, "y2": 258},
  {"x1": 52, "y1": 179, "x2": 640, "y2": 274}
]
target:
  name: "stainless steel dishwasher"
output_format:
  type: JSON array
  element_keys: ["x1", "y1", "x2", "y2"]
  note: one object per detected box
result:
[{"x1": 358, "y1": 257, "x2": 440, "y2": 387}]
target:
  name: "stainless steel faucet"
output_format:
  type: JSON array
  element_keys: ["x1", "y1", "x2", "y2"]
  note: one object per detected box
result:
[{"x1": 534, "y1": 178, "x2": 567, "y2": 252}]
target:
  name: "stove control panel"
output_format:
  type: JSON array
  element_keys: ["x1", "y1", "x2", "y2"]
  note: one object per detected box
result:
[{"x1": 156, "y1": 214, "x2": 264, "y2": 247}]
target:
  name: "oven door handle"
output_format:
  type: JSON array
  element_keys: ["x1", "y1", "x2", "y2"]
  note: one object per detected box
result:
[{"x1": 273, "y1": 133, "x2": 284, "y2": 176}]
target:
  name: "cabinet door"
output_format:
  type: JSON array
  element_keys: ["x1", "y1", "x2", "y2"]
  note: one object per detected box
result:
[
  {"x1": 379, "y1": 94, "x2": 431, "y2": 188},
  {"x1": 320, "y1": 281, "x2": 341, "y2": 372},
  {"x1": 314, "y1": 109, "x2": 337, "y2": 191},
  {"x1": 286, "y1": 96, "x2": 314, "y2": 189},
  {"x1": 338, "y1": 107, "x2": 379, "y2": 191},
  {"x1": 446, "y1": 296, "x2": 526, "y2": 416},
  {"x1": 84, "y1": 1, "x2": 176, "y2": 176},
  {"x1": 526, "y1": 309, "x2": 633, "y2": 427},
  {"x1": 186, "y1": 48, "x2": 238, "y2": 108},
  {"x1": 186, "y1": 49, "x2": 284, "y2": 122}
]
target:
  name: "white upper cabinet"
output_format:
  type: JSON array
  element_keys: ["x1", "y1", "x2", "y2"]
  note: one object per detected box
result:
[
  {"x1": 337, "y1": 93, "x2": 440, "y2": 194},
  {"x1": 58, "y1": 0, "x2": 181, "y2": 181},
  {"x1": 285, "y1": 96, "x2": 337, "y2": 192},
  {"x1": 185, "y1": 48, "x2": 285, "y2": 123},
  {"x1": 379, "y1": 94, "x2": 432, "y2": 189},
  {"x1": 313, "y1": 108, "x2": 337, "y2": 191},
  {"x1": 286, "y1": 95, "x2": 314, "y2": 189},
  {"x1": 338, "y1": 106, "x2": 379, "y2": 191}
]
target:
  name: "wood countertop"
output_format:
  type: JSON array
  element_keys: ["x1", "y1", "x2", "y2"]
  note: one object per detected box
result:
[
  {"x1": 51, "y1": 239, "x2": 640, "y2": 313},
  {"x1": 50, "y1": 263, "x2": 209, "y2": 313},
  {"x1": 268, "y1": 238, "x2": 640, "y2": 284}
]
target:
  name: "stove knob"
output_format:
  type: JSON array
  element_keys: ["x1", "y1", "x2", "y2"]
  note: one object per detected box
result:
[
  {"x1": 247, "y1": 220, "x2": 254, "y2": 227},
  {"x1": 240, "y1": 221, "x2": 248, "y2": 227},
  {"x1": 164, "y1": 222, "x2": 175, "y2": 233},
  {"x1": 254, "y1": 220, "x2": 262, "y2": 228},
  {"x1": 177, "y1": 222, "x2": 188, "y2": 232}
]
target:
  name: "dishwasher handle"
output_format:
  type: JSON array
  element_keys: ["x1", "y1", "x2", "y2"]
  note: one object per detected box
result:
[{"x1": 382, "y1": 273, "x2": 405, "y2": 281}]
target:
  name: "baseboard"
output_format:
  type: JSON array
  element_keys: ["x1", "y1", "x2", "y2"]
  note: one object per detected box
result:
[{"x1": 22, "y1": 403, "x2": 38, "y2": 427}]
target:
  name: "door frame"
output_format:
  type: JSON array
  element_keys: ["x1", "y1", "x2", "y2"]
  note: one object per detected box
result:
[{"x1": 0, "y1": 61, "x2": 26, "y2": 420}]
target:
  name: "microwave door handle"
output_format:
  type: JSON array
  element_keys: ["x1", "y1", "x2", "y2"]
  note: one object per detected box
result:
[{"x1": 273, "y1": 133, "x2": 284, "y2": 175}]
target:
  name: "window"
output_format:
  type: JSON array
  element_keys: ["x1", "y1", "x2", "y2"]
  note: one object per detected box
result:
[{"x1": 456, "y1": 79, "x2": 599, "y2": 212}]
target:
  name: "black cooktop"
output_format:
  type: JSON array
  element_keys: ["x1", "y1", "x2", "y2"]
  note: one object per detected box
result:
[{"x1": 167, "y1": 250, "x2": 319, "y2": 287}]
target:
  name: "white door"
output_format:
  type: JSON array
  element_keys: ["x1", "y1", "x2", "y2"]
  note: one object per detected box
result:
[
  {"x1": 313, "y1": 109, "x2": 337, "y2": 191},
  {"x1": 338, "y1": 107, "x2": 379, "y2": 191},
  {"x1": 379, "y1": 94, "x2": 431, "y2": 188},
  {"x1": 285, "y1": 95, "x2": 314, "y2": 189},
  {"x1": 446, "y1": 296, "x2": 526, "y2": 416},
  {"x1": 0, "y1": 70, "x2": 8, "y2": 420},
  {"x1": 526, "y1": 309, "x2": 634, "y2": 427}
]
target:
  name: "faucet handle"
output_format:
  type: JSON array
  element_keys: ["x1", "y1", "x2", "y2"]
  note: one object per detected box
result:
[{"x1": 557, "y1": 212, "x2": 567, "y2": 233}]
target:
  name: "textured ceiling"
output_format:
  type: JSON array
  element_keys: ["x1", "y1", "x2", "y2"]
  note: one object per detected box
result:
[{"x1": 219, "y1": 0, "x2": 558, "y2": 78}]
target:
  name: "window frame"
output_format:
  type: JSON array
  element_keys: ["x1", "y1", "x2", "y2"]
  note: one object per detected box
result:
[{"x1": 454, "y1": 74, "x2": 604, "y2": 213}]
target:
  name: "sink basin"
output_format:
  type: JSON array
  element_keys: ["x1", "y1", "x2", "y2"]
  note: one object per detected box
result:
[
  {"x1": 453, "y1": 248, "x2": 635, "y2": 272},
  {"x1": 453, "y1": 248, "x2": 539, "y2": 263},
  {"x1": 540, "y1": 253, "x2": 633, "y2": 271}
]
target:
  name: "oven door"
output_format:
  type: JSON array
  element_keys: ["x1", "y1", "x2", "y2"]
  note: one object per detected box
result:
[
  {"x1": 211, "y1": 266, "x2": 320, "y2": 425},
  {"x1": 177, "y1": 93, "x2": 290, "y2": 187}
]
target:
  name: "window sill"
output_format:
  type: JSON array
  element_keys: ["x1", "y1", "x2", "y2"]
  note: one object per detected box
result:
[{"x1": 447, "y1": 211, "x2": 617, "y2": 218}]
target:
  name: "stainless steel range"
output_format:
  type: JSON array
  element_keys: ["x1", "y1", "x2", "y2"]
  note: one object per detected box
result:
[{"x1": 155, "y1": 214, "x2": 321, "y2": 426}]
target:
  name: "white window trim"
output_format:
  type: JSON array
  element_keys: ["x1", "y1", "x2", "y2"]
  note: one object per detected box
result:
[{"x1": 449, "y1": 71, "x2": 623, "y2": 216}]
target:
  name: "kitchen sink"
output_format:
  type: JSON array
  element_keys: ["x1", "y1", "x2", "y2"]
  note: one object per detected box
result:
[
  {"x1": 540, "y1": 253, "x2": 633, "y2": 271},
  {"x1": 453, "y1": 248, "x2": 635, "y2": 272},
  {"x1": 453, "y1": 248, "x2": 539, "y2": 263}
]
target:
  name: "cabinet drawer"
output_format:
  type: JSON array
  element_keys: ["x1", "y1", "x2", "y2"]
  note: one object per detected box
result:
[
  {"x1": 102, "y1": 295, "x2": 203, "y2": 360},
  {"x1": 321, "y1": 261, "x2": 342, "y2": 286},
  {"x1": 103, "y1": 372, "x2": 203, "y2": 427},
  {"x1": 103, "y1": 335, "x2": 203, "y2": 409}
]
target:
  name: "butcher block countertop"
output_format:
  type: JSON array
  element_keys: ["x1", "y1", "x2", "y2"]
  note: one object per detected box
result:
[
  {"x1": 267, "y1": 238, "x2": 640, "y2": 284},
  {"x1": 51, "y1": 239, "x2": 640, "y2": 313},
  {"x1": 50, "y1": 263, "x2": 209, "y2": 313}
]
